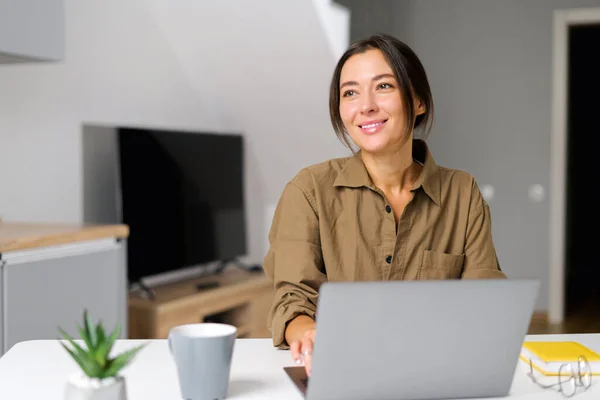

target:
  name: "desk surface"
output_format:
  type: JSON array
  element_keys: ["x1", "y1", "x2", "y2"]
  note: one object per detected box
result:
[
  {"x1": 0, "y1": 335, "x2": 599, "y2": 399},
  {"x1": 0, "y1": 222, "x2": 129, "y2": 253}
]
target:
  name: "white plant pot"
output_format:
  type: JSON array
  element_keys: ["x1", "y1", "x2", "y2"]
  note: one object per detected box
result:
[{"x1": 64, "y1": 373, "x2": 127, "y2": 400}]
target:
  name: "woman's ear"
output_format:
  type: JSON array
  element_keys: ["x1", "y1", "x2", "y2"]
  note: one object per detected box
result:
[{"x1": 415, "y1": 99, "x2": 426, "y2": 116}]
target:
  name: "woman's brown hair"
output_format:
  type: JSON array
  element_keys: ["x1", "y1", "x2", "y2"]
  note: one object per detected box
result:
[{"x1": 329, "y1": 33, "x2": 434, "y2": 150}]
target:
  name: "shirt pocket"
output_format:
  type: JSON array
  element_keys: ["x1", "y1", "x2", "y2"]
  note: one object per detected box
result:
[{"x1": 418, "y1": 250, "x2": 465, "y2": 280}]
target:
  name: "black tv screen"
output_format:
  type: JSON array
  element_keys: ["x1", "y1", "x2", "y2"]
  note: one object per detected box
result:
[{"x1": 116, "y1": 127, "x2": 247, "y2": 284}]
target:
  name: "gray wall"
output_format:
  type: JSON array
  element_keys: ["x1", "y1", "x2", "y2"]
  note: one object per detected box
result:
[
  {"x1": 336, "y1": 0, "x2": 399, "y2": 41},
  {"x1": 341, "y1": 0, "x2": 600, "y2": 311},
  {"x1": 0, "y1": 0, "x2": 64, "y2": 61}
]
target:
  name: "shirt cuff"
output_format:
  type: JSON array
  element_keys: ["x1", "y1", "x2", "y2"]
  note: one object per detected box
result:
[{"x1": 270, "y1": 302, "x2": 317, "y2": 349}]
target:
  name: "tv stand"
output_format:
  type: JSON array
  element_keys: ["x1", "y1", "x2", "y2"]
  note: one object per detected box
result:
[
  {"x1": 128, "y1": 268, "x2": 273, "y2": 339},
  {"x1": 136, "y1": 280, "x2": 156, "y2": 300},
  {"x1": 213, "y1": 258, "x2": 261, "y2": 274},
  {"x1": 196, "y1": 281, "x2": 220, "y2": 291}
]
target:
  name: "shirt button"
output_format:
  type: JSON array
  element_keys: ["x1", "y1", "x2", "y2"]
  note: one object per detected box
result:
[
  {"x1": 385, "y1": 255, "x2": 392, "y2": 264},
  {"x1": 385, "y1": 205, "x2": 392, "y2": 213}
]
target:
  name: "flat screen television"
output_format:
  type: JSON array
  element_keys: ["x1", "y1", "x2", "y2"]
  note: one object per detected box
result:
[{"x1": 116, "y1": 127, "x2": 247, "y2": 285}]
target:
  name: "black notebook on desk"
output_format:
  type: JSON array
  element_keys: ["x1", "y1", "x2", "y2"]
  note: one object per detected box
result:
[{"x1": 284, "y1": 366, "x2": 309, "y2": 396}]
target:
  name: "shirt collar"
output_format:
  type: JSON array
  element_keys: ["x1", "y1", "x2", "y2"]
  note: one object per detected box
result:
[{"x1": 333, "y1": 139, "x2": 442, "y2": 206}]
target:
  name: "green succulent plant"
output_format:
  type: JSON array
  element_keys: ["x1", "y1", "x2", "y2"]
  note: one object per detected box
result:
[{"x1": 59, "y1": 309, "x2": 145, "y2": 380}]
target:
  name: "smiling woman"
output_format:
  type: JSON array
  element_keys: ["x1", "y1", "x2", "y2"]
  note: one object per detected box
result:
[
  {"x1": 263, "y1": 33, "x2": 506, "y2": 377},
  {"x1": 330, "y1": 35, "x2": 434, "y2": 153}
]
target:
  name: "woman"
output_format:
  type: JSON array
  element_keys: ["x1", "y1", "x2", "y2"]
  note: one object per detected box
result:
[{"x1": 263, "y1": 33, "x2": 506, "y2": 376}]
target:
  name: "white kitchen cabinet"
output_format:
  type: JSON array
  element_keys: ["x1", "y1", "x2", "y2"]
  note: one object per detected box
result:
[{"x1": 0, "y1": 223, "x2": 129, "y2": 356}]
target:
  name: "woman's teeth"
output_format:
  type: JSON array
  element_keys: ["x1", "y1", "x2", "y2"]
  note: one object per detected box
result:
[{"x1": 362, "y1": 122, "x2": 381, "y2": 128}]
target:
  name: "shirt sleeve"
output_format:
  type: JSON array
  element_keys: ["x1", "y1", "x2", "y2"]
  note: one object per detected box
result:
[
  {"x1": 263, "y1": 180, "x2": 327, "y2": 349},
  {"x1": 462, "y1": 181, "x2": 507, "y2": 279}
]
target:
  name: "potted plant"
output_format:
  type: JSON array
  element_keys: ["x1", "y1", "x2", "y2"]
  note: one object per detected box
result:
[{"x1": 58, "y1": 310, "x2": 146, "y2": 400}]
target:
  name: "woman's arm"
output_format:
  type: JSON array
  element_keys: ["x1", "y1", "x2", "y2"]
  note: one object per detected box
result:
[
  {"x1": 263, "y1": 174, "x2": 327, "y2": 349},
  {"x1": 462, "y1": 180, "x2": 506, "y2": 279}
]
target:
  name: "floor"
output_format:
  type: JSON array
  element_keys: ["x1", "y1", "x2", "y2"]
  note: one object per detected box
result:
[{"x1": 528, "y1": 294, "x2": 600, "y2": 335}]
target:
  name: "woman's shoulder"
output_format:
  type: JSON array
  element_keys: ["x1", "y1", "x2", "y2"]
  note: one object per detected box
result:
[
  {"x1": 436, "y1": 165, "x2": 477, "y2": 186},
  {"x1": 288, "y1": 155, "x2": 355, "y2": 190},
  {"x1": 434, "y1": 164, "x2": 487, "y2": 205}
]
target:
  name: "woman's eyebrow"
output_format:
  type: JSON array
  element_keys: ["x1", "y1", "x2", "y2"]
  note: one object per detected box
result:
[{"x1": 340, "y1": 73, "x2": 395, "y2": 89}]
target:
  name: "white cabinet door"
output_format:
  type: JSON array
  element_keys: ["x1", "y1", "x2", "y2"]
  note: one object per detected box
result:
[{"x1": 1, "y1": 239, "x2": 127, "y2": 353}]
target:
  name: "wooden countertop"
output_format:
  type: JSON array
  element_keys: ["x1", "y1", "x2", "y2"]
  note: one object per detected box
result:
[{"x1": 0, "y1": 222, "x2": 129, "y2": 253}]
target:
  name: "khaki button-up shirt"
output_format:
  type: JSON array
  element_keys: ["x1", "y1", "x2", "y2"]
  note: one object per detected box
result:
[{"x1": 263, "y1": 139, "x2": 506, "y2": 348}]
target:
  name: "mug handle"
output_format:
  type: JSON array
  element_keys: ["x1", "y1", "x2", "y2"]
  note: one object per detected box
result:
[{"x1": 168, "y1": 333, "x2": 174, "y2": 357}]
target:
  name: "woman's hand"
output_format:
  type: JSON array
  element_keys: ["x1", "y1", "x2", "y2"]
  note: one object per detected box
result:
[
  {"x1": 290, "y1": 328, "x2": 316, "y2": 377},
  {"x1": 285, "y1": 315, "x2": 317, "y2": 376}
]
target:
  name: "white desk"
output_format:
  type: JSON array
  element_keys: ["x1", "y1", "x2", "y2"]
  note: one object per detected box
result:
[{"x1": 0, "y1": 334, "x2": 599, "y2": 399}]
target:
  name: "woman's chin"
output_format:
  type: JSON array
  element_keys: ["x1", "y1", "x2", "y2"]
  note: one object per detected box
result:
[
  {"x1": 354, "y1": 138, "x2": 390, "y2": 155},
  {"x1": 352, "y1": 131, "x2": 409, "y2": 156}
]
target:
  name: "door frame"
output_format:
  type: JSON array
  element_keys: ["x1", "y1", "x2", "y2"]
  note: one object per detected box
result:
[{"x1": 550, "y1": 7, "x2": 600, "y2": 324}]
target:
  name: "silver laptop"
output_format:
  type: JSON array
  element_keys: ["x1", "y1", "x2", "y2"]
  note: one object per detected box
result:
[{"x1": 285, "y1": 279, "x2": 539, "y2": 400}]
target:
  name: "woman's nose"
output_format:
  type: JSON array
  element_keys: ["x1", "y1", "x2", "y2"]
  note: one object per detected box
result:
[{"x1": 360, "y1": 93, "x2": 378, "y2": 113}]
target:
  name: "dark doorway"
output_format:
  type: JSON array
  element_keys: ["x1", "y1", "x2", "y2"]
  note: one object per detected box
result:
[{"x1": 565, "y1": 24, "x2": 600, "y2": 318}]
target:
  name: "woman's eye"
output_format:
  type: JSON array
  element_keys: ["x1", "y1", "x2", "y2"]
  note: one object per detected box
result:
[
  {"x1": 342, "y1": 90, "x2": 356, "y2": 97},
  {"x1": 378, "y1": 83, "x2": 393, "y2": 89}
]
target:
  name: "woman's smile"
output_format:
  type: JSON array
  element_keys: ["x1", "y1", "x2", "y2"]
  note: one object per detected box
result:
[{"x1": 358, "y1": 119, "x2": 388, "y2": 135}]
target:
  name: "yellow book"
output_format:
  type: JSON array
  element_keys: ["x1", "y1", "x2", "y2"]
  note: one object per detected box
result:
[{"x1": 520, "y1": 341, "x2": 600, "y2": 376}]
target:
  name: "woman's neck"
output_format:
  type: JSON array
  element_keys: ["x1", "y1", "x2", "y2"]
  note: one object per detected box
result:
[{"x1": 361, "y1": 140, "x2": 421, "y2": 195}]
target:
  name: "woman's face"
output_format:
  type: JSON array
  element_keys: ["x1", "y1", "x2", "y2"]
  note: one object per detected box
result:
[{"x1": 338, "y1": 49, "x2": 423, "y2": 155}]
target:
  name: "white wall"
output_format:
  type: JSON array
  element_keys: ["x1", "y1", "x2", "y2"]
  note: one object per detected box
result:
[
  {"x1": 0, "y1": 0, "x2": 350, "y2": 264},
  {"x1": 312, "y1": 0, "x2": 351, "y2": 60}
]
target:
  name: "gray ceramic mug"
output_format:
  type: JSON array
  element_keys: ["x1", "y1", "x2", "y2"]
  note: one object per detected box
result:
[{"x1": 168, "y1": 323, "x2": 237, "y2": 400}]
